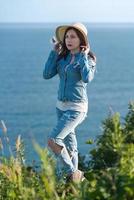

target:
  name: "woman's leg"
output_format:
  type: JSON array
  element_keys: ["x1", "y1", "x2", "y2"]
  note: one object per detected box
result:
[
  {"x1": 65, "y1": 112, "x2": 87, "y2": 171},
  {"x1": 55, "y1": 109, "x2": 78, "y2": 175},
  {"x1": 54, "y1": 108, "x2": 64, "y2": 176},
  {"x1": 65, "y1": 131, "x2": 78, "y2": 171},
  {"x1": 47, "y1": 109, "x2": 86, "y2": 175}
]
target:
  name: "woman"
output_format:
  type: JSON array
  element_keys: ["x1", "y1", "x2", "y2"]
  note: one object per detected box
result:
[{"x1": 43, "y1": 23, "x2": 96, "y2": 182}]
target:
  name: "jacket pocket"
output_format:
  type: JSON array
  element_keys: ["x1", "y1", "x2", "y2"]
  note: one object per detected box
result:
[{"x1": 73, "y1": 62, "x2": 80, "y2": 69}]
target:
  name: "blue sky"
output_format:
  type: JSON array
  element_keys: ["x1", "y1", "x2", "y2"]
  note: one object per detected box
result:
[{"x1": 0, "y1": 0, "x2": 134, "y2": 23}]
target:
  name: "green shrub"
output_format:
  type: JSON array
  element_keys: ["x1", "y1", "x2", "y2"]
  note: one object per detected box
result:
[{"x1": 0, "y1": 102, "x2": 134, "y2": 199}]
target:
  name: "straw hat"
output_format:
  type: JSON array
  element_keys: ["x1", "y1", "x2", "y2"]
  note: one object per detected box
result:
[{"x1": 55, "y1": 22, "x2": 89, "y2": 46}]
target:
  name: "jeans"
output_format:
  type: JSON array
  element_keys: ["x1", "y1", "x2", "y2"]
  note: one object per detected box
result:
[{"x1": 48, "y1": 108, "x2": 87, "y2": 175}]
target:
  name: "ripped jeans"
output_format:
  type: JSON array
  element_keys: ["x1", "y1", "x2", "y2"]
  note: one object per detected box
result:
[{"x1": 48, "y1": 108, "x2": 87, "y2": 176}]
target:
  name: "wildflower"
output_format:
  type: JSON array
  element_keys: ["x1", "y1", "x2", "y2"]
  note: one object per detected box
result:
[
  {"x1": 0, "y1": 120, "x2": 7, "y2": 134},
  {"x1": 16, "y1": 135, "x2": 21, "y2": 152},
  {"x1": 0, "y1": 138, "x2": 3, "y2": 150}
]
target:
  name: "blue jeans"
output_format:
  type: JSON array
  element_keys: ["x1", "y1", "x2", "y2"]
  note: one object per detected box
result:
[{"x1": 48, "y1": 108, "x2": 87, "y2": 175}]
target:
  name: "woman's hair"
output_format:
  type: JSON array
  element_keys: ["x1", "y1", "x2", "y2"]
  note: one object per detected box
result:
[{"x1": 57, "y1": 27, "x2": 96, "y2": 62}]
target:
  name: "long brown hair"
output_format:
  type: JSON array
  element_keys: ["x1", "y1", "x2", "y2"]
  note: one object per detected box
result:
[{"x1": 57, "y1": 27, "x2": 96, "y2": 62}]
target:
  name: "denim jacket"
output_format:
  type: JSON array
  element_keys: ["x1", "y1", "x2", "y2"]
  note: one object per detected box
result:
[{"x1": 43, "y1": 50, "x2": 96, "y2": 102}]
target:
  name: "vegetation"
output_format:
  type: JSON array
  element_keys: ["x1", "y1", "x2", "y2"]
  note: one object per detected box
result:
[{"x1": 0, "y1": 102, "x2": 134, "y2": 200}]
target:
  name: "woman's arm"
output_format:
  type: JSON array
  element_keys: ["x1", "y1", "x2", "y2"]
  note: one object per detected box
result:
[
  {"x1": 43, "y1": 50, "x2": 58, "y2": 79},
  {"x1": 79, "y1": 53, "x2": 96, "y2": 83}
]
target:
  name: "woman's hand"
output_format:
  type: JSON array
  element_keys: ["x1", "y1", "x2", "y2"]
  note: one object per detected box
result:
[
  {"x1": 54, "y1": 42, "x2": 62, "y2": 53},
  {"x1": 80, "y1": 45, "x2": 90, "y2": 55},
  {"x1": 51, "y1": 36, "x2": 62, "y2": 53},
  {"x1": 80, "y1": 45, "x2": 96, "y2": 62}
]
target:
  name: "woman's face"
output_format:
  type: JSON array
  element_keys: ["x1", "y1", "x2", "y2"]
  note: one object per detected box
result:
[{"x1": 65, "y1": 29, "x2": 80, "y2": 53}]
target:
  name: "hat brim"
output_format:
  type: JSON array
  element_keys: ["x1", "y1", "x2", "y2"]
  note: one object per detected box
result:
[{"x1": 55, "y1": 25, "x2": 89, "y2": 46}]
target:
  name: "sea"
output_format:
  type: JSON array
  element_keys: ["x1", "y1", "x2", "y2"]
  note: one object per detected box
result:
[{"x1": 0, "y1": 23, "x2": 134, "y2": 164}]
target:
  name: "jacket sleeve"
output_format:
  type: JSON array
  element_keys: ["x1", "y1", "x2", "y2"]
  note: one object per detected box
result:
[
  {"x1": 43, "y1": 50, "x2": 58, "y2": 79},
  {"x1": 79, "y1": 53, "x2": 96, "y2": 83}
]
